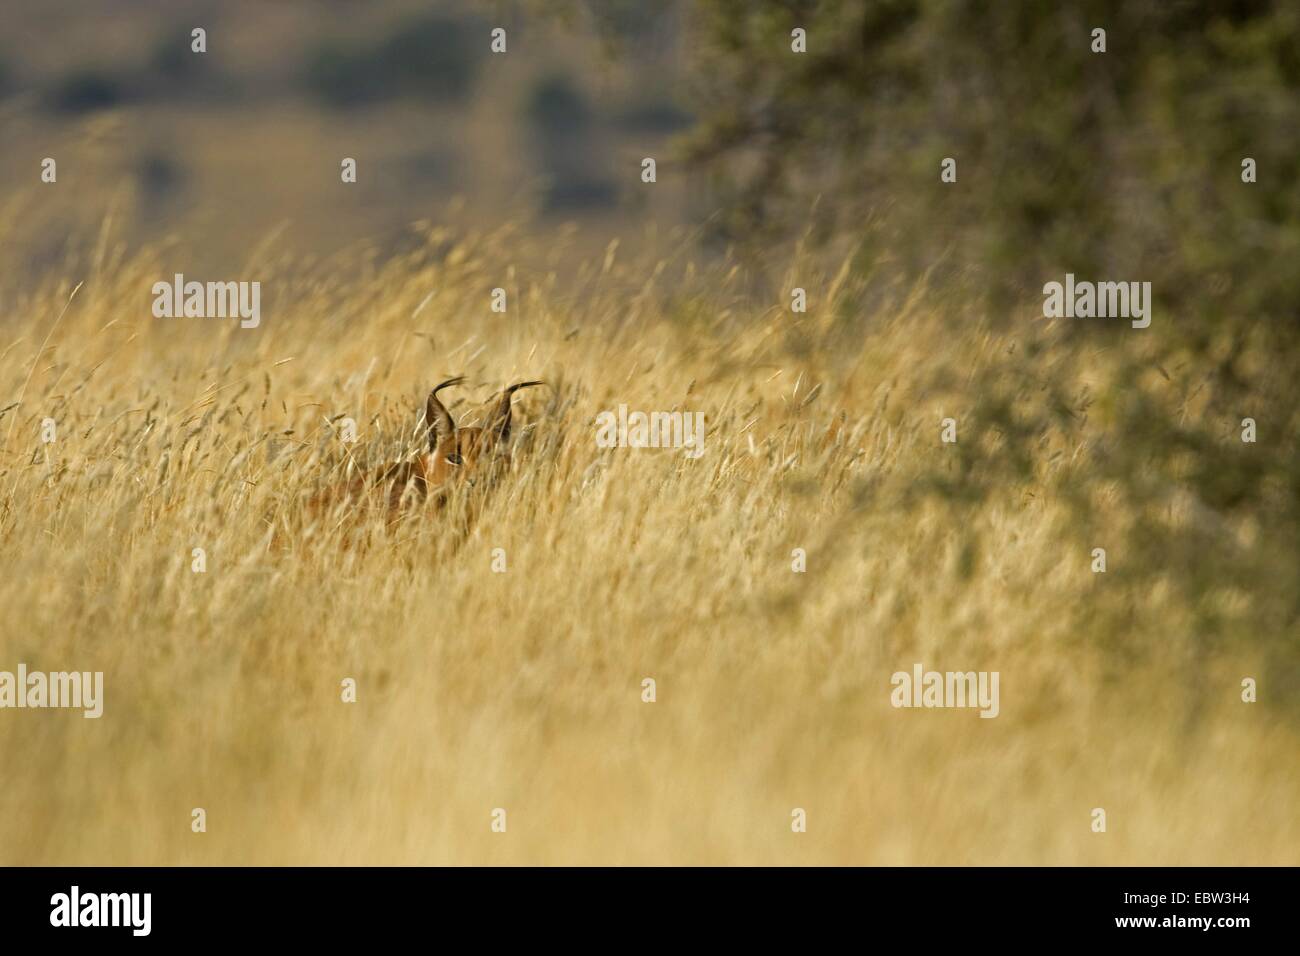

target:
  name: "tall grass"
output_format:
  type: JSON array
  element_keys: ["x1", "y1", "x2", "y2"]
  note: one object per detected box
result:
[{"x1": 0, "y1": 218, "x2": 1295, "y2": 864}]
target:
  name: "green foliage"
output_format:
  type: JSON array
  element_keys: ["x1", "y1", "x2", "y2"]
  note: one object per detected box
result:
[{"x1": 684, "y1": 0, "x2": 1300, "y2": 327}]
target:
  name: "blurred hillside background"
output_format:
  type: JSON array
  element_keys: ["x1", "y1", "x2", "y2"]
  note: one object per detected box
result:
[
  {"x1": 0, "y1": 0, "x2": 698, "y2": 279},
  {"x1": 2, "y1": 0, "x2": 1296, "y2": 309}
]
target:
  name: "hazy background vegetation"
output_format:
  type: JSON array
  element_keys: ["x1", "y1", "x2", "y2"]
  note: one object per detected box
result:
[
  {"x1": 0, "y1": 0, "x2": 1295, "y2": 864},
  {"x1": 0, "y1": 0, "x2": 694, "y2": 277}
]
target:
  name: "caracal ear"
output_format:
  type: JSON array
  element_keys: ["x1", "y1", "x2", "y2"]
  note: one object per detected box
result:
[
  {"x1": 484, "y1": 381, "x2": 544, "y2": 447},
  {"x1": 425, "y1": 376, "x2": 465, "y2": 453}
]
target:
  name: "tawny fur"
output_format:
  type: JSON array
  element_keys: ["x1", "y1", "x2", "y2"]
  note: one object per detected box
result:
[{"x1": 302, "y1": 377, "x2": 543, "y2": 535}]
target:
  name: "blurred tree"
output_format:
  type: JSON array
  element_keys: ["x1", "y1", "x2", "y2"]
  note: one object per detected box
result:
[
  {"x1": 304, "y1": 13, "x2": 487, "y2": 109},
  {"x1": 150, "y1": 27, "x2": 201, "y2": 80},
  {"x1": 525, "y1": 73, "x2": 617, "y2": 211},
  {"x1": 674, "y1": 0, "x2": 1300, "y2": 681},
  {"x1": 680, "y1": 0, "x2": 1300, "y2": 329},
  {"x1": 48, "y1": 69, "x2": 124, "y2": 113}
]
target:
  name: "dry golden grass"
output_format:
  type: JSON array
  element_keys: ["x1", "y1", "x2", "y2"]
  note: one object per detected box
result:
[{"x1": 0, "y1": 220, "x2": 1296, "y2": 865}]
